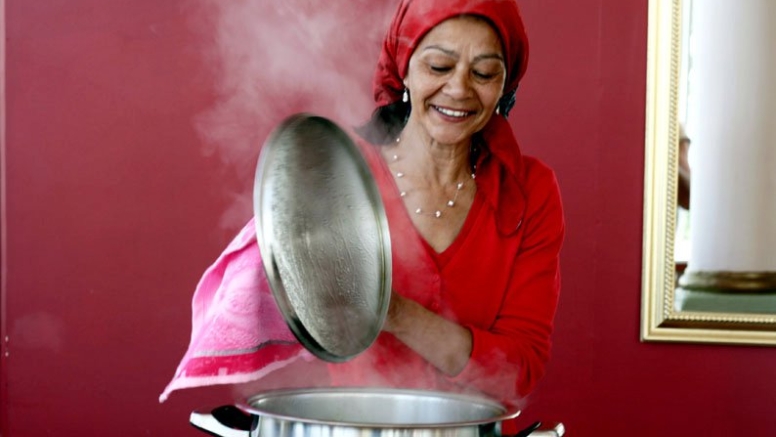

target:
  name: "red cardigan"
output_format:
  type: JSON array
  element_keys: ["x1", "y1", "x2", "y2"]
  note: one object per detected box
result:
[{"x1": 328, "y1": 117, "x2": 565, "y2": 406}]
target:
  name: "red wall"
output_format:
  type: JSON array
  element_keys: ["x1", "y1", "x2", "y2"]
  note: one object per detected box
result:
[{"x1": 2, "y1": 0, "x2": 775, "y2": 436}]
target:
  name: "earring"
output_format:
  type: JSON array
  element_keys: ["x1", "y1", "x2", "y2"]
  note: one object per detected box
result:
[
  {"x1": 402, "y1": 89, "x2": 409, "y2": 103},
  {"x1": 495, "y1": 105, "x2": 501, "y2": 115}
]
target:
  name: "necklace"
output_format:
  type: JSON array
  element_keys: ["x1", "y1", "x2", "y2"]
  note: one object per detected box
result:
[{"x1": 389, "y1": 138, "x2": 476, "y2": 219}]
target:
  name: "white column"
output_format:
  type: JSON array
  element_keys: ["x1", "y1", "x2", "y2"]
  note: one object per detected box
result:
[{"x1": 684, "y1": 0, "x2": 776, "y2": 273}]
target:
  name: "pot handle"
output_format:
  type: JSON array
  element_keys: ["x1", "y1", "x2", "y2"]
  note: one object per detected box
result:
[
  {"x1": 505, "y1": 421, "x2": 565, "y2": 437},
  {"x1": 190, "y1": 405, "x2": 255, "y2": 437}
]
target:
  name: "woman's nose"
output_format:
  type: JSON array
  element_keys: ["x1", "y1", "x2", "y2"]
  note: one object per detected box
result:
[{"x1": 445, "y1": 69, "x2": 472, "y2": 98}]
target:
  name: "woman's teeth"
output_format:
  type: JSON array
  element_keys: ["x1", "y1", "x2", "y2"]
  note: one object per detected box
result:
[{"x1": 435, "y1": 106, "x2": 469, "y2": 118}]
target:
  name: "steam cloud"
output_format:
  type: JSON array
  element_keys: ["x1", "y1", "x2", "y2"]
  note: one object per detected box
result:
[{"x1": 189, "y1": 0, "x2": 395, "y2": 231}]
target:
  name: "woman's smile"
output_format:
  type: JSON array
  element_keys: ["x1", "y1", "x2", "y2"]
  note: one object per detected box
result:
[{"x1": 432, "y1": 105, "x2": 476, "y2": 119}]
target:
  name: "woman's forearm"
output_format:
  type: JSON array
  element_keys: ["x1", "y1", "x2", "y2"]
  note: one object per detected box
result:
[{"x1": 382, "y1": 294, "x2": 473, "y2": 375}]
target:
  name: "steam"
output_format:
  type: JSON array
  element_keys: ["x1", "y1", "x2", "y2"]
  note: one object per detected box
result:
[{"x1": 188, "y1": 0, "x2": 395, "y2": 231}]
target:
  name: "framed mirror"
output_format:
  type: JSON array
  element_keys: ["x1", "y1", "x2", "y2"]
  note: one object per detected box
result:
[{"x1": 640, "y1": 0, "x2": 776, "y2": 345}]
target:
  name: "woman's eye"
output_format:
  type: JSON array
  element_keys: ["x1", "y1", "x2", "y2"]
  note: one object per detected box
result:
[
  {"x1": 473, "y1": 71, "x2": 498, "y2": 80},
  {"x1": 430, "y1": 65, "x2": 453, "y2": 73}
]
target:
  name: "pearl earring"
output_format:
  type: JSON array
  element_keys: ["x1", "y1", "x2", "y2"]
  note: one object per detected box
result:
[
  {"x1": 402, "y1": 89, "x2": 409, "y2": 103},
  {"x1": 495, "y1": 105, "x2": 501, "y2": 115}
]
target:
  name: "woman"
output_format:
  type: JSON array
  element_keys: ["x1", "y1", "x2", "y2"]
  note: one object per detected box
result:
[
  {"x1": 162, "y1": 0, "x2": 564, "y2": 416},
  {"x1": 328, "y1": 0, "x2": 565, "y2": 403}
]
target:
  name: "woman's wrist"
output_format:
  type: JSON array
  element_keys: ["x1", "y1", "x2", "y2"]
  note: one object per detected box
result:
[{"x1": 383, "y1": 292, "x2": 409, "y2": 335}]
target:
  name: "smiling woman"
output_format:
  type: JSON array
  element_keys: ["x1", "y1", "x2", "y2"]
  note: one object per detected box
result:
[
  {"x1": 165, "y1": 1, "x2": 565, "y2": 434},
  {"x1": 345, "y1": 1, "x2": 564, "y2": 407},
  {"x1": 385, "y1": 16, "x2": 505, "y2": 253}
]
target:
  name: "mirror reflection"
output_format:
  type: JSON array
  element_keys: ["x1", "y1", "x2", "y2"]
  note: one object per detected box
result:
[{"x1": 641, "y1": 0, "x2": 776, "y2": 345}]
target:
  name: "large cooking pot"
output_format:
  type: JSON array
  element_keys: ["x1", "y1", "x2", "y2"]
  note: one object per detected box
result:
[{"x1": 190, "y1": 387, "x2": 565, "y2": 437}]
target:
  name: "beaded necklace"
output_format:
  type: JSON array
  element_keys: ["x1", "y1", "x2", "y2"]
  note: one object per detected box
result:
[{"x1": 389, "y1": 137, "x2": 476, "y2": 219}]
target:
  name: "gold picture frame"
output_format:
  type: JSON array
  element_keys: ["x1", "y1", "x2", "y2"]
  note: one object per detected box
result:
[{"x1": 640, "y1": 0, "x2": 776, "y2": 345}]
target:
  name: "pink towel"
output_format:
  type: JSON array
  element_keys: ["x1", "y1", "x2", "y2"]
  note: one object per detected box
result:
[{"x1": 159, "y1": 219, "x2": 311, "y2": 402}]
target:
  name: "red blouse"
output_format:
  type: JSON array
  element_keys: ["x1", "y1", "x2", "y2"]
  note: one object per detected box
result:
[{"x1": 328, "y1": 117, "x2": 565, "y2": 406}]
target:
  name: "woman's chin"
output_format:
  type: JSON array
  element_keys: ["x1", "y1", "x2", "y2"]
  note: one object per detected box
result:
[{"x1": 426, "y1": 129, "x2": 477, "y2": 146}]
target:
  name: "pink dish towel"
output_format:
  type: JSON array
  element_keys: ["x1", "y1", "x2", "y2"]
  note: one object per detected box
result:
[{"x1": 159, "y1": 219, "x2": 311, "y2": 403}]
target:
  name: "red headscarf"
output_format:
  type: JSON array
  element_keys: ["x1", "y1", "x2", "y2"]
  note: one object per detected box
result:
[{"x1": 373, "y1": 0, "x2": 530, "y2": 107}]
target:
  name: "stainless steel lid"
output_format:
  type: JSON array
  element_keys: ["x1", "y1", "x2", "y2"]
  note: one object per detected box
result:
[{"x1": 253, "y1": 114, "x2": 392, "y2": 362}]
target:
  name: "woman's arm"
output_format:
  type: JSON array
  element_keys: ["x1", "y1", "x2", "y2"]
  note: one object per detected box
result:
[
  {"x1": 382, "y1": 292, "x2": 473, "y2": 375},
  {"x1": 450, "y1": 163, "x2": 564, "y2": 399}
]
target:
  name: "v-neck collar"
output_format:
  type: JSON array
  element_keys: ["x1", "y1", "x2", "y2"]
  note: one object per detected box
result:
[{"x1": 421, "y1": 193, "x2": 485, "y2": 269}]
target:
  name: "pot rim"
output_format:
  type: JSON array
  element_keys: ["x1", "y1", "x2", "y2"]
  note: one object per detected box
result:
[{"x1": 235, "y1": 387, "x2": 521, "y2": 428}]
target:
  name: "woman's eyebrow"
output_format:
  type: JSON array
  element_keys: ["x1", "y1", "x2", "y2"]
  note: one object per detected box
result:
[
  {"x1": 473, "y1": 53, "x2": 505, "y2": 63},
  {"x1": 422, "y1": 45, "x2": 458, "y2": 57},
  {"x1": 422, "y1": 45, "x2": 504, "y2": 63}
]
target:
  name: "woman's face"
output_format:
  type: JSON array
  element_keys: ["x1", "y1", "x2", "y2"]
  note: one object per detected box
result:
[{"x1": 404, "y1": 16, "x2": 506, "y2": 147}]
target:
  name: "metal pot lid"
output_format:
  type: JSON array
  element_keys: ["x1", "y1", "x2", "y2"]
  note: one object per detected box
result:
[{"x1": 253, "y1": 114, "x2": 392, "y2": 362}]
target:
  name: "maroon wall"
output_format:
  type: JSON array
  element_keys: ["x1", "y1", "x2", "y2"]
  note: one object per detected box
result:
[
  {"x1": 2, "y1": 0, "x2": 775, "y2": 436},
  {"x1": 513, "y1": 2, "x2": 776, "y2": 434}
]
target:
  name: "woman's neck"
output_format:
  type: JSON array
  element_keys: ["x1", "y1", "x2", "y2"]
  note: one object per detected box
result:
[{"x1": 394, "y1": 126, "x2": 473, "y2": 186}]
